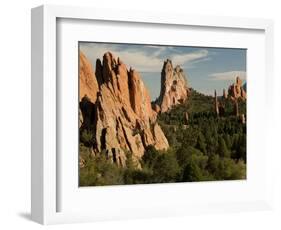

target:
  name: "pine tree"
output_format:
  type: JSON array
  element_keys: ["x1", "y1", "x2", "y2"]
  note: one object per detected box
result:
[
  {"x1": 224, "y1": 134, "x2": 232, "y2": 149},
  {"x1": 196, "y1": 132, "x2": 207, "y2": 154},
  {"x1": 218, "y1": 136, "x2": 230, "y2": 158}
]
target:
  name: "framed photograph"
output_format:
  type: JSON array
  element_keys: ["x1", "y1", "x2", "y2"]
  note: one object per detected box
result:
[{"x1": 31, "y1": 5, "x2": 274, "y2": 225}]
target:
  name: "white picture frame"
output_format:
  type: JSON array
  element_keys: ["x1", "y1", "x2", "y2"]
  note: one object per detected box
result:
[{"x1": 31, "y1": 5, "x2": 274, "y2": 225}]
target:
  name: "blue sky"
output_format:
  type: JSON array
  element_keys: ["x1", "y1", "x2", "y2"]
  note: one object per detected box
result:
[{"x1": 80, "y1": 42, "x2": 246, "y2": 100}]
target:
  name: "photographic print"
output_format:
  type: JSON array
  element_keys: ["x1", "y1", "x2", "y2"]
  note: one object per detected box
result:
[{"x1": 79, "y1": 42, "x2": 246, "y2": 186}]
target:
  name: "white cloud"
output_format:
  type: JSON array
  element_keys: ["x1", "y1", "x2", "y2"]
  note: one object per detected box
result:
[
  {"x1": 171, "y1": 49, "x2": 209, "y2": 66},
  {"x1": 182, "y1": 57, "x2": 211, "y2": 69},
  {"x1": 209, "y1": 71, "x2": 246, "y2": 81},
  {"x1": 80, "y1": 43, "x2": 210, "y2": 73},
  {"x1": 80, "y1": 43, "x2": 162, "y2": 72},
  {"x1": 109, "y1": 49, "x2": 163, "y2": 72}
]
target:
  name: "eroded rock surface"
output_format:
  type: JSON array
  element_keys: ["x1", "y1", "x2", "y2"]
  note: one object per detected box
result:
[
  {"x1": 79, "y1": 52, "x2": 99, "y2": 102},
  {"x1": 228, "y1": 76, "x2": 247, "y2": 100},
  {"x1": 155, "y1": 59, "x2": 190, "y2": 113},
  {"x1": 79, "y1": 51, "x2": 169, "y2": 167}
]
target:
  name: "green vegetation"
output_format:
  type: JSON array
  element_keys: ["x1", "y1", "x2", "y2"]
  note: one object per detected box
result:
[
  {"x1": 79, "y1": 145, "x2": 124, "y2": 186},
  {"x1": 80, "y1": 89, "x2": 246, "y2": 186},
  {"x1": 157, "y1": 89, "x2": 246, "y2": 181}
]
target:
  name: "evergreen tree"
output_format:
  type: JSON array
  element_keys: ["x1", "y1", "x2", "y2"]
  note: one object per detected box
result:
[
  {"x1": 207, "y1": 153, "x2": 220, "y2": 176},
  {"x1": 182, "y1": 160, "x2": 203, "y2": 181},
  {"x1": 196, "y1": 132, "x2": 207, "y2": 154},
  {"x1": 151, "y1": 150, "x2": 180, "y2": 183},
  {"x1": 224, "y1": 134, "x2": 232, "y2": 149},
  {"x1": 217, "y1": 136, "x2": 231, "y2": 158}
]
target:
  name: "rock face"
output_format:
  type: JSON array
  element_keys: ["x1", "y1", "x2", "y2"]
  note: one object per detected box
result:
[
  {"x1": 79, "y1": 52, "x2": 99, "y2": 102},
  {"x1": 215, "y1": 76, "x2": 246, "y2": 117},
  {"x1": 79, "y1": 109, "x2": 83, "y2": 128},
  {"x1": 155, "y1": 60, "x2": 190, "y2": 113},
  {"x1": 228, "y1": 76, "x2": 247, "y2": 100},
  {"x1": 79, "y1": 51, "x2": 169, "y2": 167},
  {"x1": 243, "y1": 83, "x2": 246, "y2": 92},
  {"x1": 128, "y1": 69, "x2": 157, "y2": 123}
]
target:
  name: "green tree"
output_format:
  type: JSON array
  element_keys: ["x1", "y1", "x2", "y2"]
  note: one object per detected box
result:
[
  {"x1": 181, "y1": 128, "x2": 199, "y2": 147},
  {"x1": 79, "y1": 149, "x2": 124, "y2": 186},
  {"x1": 237, "y1": 134, "x2": 246, "y2": 162},
  {"x1": 196, "y1": 131, "x2": 207, "y2": 154},
  {"x1": 207, "y1": 153, "x2": 220, "y2": 176},
  {"x1": 224, "y1": 134, "x2": 232, "y2": 149},
  {"x1": 176, "y1": 146, "x2": 209, "y2": 181},
  {"x1": 151, "y1": 149, "x2": 180, "y2": 183},
  {"x1": 142, "y1": 145, "x2": 161, "y2": 168},
  {"x1": 80, "y1": 129, "x2": 94, "y2": 147},
  {"x1": 182, "y1": 160, "x2": 203, "y2": 181},
  {"x1": 217, "y1": 136, "x2": 230, "y2": 158},
  {"x1": 217, "y1": 158, "x2": 246, "y2": 180}
]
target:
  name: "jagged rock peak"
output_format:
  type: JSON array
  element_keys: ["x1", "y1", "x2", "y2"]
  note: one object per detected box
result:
[
  {"x1": 174, "y1": 65, "x2": 183, "y2": 73},
  {"x1": 155, "y1": 59, "x2": 190, "y2": 113},
  {"x1": 79, "y1": 52, "x2": 169, "y2": 168},
  {"x1": 79, "y1": 51, "x2": 99, "y2": 102},
  {"x1": 228, "y1": 76, "x2": 247, "y2": 100}
]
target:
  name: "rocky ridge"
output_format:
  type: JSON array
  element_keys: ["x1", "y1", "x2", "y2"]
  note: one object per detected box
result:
[{"x1": 79, "y1": 51, "x2": 169, "y2": 167}]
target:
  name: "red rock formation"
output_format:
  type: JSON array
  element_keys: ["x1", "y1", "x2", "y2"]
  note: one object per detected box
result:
[
  {"x1": 156, "y1": 60, "x2": 190, "y2": 113},
  {"x1": 80, "y1": 52, "x2": 169, "y2": 167},
  {"x1": 152, "y1": 103, "x2": 161, "y2": 114},
  {"x1": 128, "y1": 69, "x2": 157, "y2": 123},
  {"x1": 79, "y1": 52, "x2": 99, "y2": 102},
  {"x1": 228, "y1": 76, "x2": 247, "y2": 100}
]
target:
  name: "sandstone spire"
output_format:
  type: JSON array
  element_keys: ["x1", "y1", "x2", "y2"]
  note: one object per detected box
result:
[
  {"x1": 214, "y1": 90, "x2": 219, "y2": 116},
  {"x1": 155, "y1": 59, "x2": 190, "y2": 113},
  {"x1": 228, "y1": 76, "x2": 247, "y2": 100},
  {"x1": 79, "y1": 52, "x2": 99, "y2": 102}
]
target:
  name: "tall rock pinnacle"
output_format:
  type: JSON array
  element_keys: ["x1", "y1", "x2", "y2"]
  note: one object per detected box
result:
[
  {"x1": 214, "y1": 90, "x2": 219, "y2": 116},
  {"x1": 156, "y1": 59, "x2": 190, "y2": 113},
  {"x1": 79, "y1": 52, "x2": 99, "y2": 102},
  {"x1": 228, "y1": 76, "x2": 247, "y2": 100}
]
